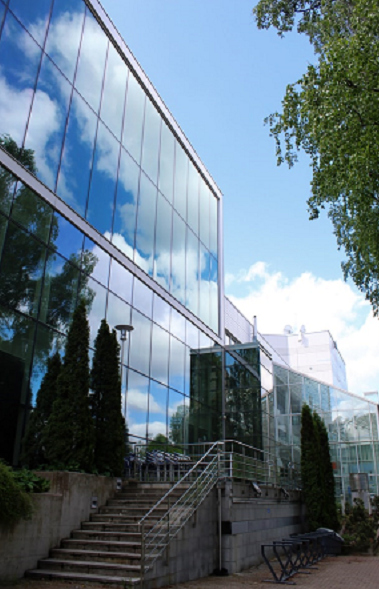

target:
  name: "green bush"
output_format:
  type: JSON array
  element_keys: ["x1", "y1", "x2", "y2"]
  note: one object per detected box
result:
[
  {"x1": 0, "y1": 462, "x2": 33, "y2": 526},
  {"x1": 12, "y1": 469, "x2": 50, "y2": 493},
  {"x1": 341, "y1": 498, "x2": 376, "y2": 553}
]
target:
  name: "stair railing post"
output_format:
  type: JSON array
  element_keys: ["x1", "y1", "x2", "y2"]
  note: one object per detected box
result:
[{"x1": 140, "y1": 521, "x2": 145, "y2": 589}]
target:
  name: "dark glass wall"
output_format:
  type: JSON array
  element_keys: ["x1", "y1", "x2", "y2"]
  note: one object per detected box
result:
[{"x1": 0, "y1": 0, "x2": 219, "y2": 334}]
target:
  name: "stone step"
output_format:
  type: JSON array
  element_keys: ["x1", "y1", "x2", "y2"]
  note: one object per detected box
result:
[
  {"x1": 38, "y1": 557, "x2": 141, "y2": 577},
  {"x1": 107, "y1": 498, "x2": 175, "y2": 506},
  {"x1": 90, "y1": 513, "x2": 161, "y2": 523},
  {"x1": 72, "y1": 529, "x2": 143, "y2": 542},
  {"x1": 26, "y1": 567, "x2": 140, "y2": 584},
  {"x1": 51, "y1": 547, "x2": 141, "y2": 565},
  {"x1": 61, "y1": 538, "x2": 141, "y2": 553},
  {"x1": 82, "y1": 521, "x2": 154, "y2": 533},
  {"x1": 99, "y1": 506, "x2": 168, "y2": 515}
]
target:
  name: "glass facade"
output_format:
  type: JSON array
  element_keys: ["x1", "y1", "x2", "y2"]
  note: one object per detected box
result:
[
  {"x1": 0, "y1": 0, "x2": 223, "y2": 464},
  {"x1": 265, "y1": 364, "x2": 379, "y2": 499}
]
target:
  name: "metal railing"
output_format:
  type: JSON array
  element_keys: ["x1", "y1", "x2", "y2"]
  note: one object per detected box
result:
[{"x1": 135, "y1": 440, "x2": 301, "y2": 586}]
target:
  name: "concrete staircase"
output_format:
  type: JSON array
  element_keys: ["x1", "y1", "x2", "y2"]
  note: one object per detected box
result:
[{"x1": 26, "y1": 481, "x2": 185, "y2": 586}]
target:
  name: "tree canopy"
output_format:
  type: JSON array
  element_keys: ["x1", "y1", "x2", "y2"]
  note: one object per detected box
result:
[{"x1": 253, "y1": 0, "x2": 379, "y2": 314}]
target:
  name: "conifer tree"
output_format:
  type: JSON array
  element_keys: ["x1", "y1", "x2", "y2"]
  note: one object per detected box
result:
[
  {"x1": 301, "y1": 404, "x2": 323, "y2": 530},
  {"x1": 45, "y1": 301, "x2": 94, "y2": 471},
  {"x1": 313, "y1": 412, "x2": 339, "y2": 530},
  {"x1": 21, "y1": 352, "x2": 61, "y2": 468},
  {"x1": 90, "y1": 319, "x2": 126, "y2": 476}
]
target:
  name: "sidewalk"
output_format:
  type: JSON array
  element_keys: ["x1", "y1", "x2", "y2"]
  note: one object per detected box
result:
[{"x1": 1, "y1": 556, "x2": 379, "y2": 589}]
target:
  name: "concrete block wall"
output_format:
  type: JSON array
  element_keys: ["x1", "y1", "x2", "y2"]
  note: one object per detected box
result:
[{"x1": 0, "y1": 471, "x2": 117, "y2": 581}]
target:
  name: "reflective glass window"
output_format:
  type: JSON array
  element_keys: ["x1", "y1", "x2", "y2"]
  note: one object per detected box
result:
[
  {"x1": 24, "y1": 54, "x2": 71, "y2": 192},
  {"x1": 187, "y1": 161, "x2": 199, "y2": 234},
  {"x1": 0, "y1": 222, "x2": 45, "y2": 318},
  {"x1": 209, "y1": 194, "x2": 218, "y2": 256},
  {"x1": 150, "y1": 323, "x2": 169, "y2": 385},
  {"x1": 135, "y1": 173, "x2": 156, "y2": 274},
  {"x1": 129, "y1": 308, "x2": 151, "y2": 377},
  {"x1": 50, "y1": 212, "x2": 83, "y2": 264},
  {"x1": 86, "y1": 122, "x2": 119, "y2": 235},
  {"x1": 173, "y1": 141, "x2": 187, "y2": 220},
  {"x1": 148, "y1": 380, "x2": 168, "y2": 441},
  {"x1": 127, "y1": 369, "x2": 149, "y2": 439},
  {"x1": 168, "y1": 390, "x2": 188, "y2": 446},
  {"x1": 57, "y1": 90, "x2": 97, "y2": 216},
  {"x1": 29, "y1": 323, "x2": 64, "y2": 407},
  {"x1": 290, "y1": 384, "x2": 302, "y2": 414},
  {"x1": 106, "y1": 290, "x2": 131, "y2": 335},
  {"x1": 304, "y1": 378, "x2": 320, "y2": 408},
  {"x1": 0, "y1": 12, "x2": 42, "y2": 146},
  {"x1": 186, "y1": 229, "x2": 199, "y2": 317},
  {"x1": 199, "y1": 179, "x2": 210, "y2": 249},
  {"x1": 44, "y1": 0, "x2": 85, "y2": 83},
  {"x1": 209, "y1": 255, "x2": 218, "y2": 334},
  {"x1": 109, "y1": 258, "x2": 133, "y2": 304},
  {"x1": 133, "y1": 277, "x2": 153, "y2": 318},
  {"x1": 274, "y1": 364, "x2": 289, "y2": 386},
  {"x1": 141, "y1": 97, "x2": 160, "y2": 184},
  {"x1": 169, "y1": 335, "x2": 185, "y2": 393},
  {"x1": 199, "y1": 245, "x2": 210, "y2": 327},
  {"x1": 113, "y1": 147, "x2": 139, "y2": 258},
  {"x1": 158, "y1": 121, "x2": 174, "y2": 204},
  {"x1": 82, "y1": 237, "x2": 110, "y2": 287},
  {"x1": 79, "y1": 275, "x2": 107, "y2": 347},
  {"x1": 123, "y1": 72, "x2": 145, "y2": 164},
  {"x1": 12, "y1": 182, "x2": 52, "y2": 243},
  {"x1": 153, "y1": 294, "x2": 170, "y2": 331},
  {"x1": 186, "y1": 320, "x2": 199, "y2": 350},
  {"x1": 170, "y1": 308, "x2": 186, "y2": 343},
  {"x1": 74, "y1": 8, "x2": 107, "y2": 113},
  {"x1": 0, "y1": 3, "x2": 5, "y2": 31},
  {"x1": 171, "y1": 212, "x2": 186, "y2": 305},
  {"x1": 184, "y1": 350, "x2": 190, "y2": 396},
  {"x1": 40, "y1": 249, "x2": 79, "y2": 332},
  {"x1": 100, "y1": 41, "x2": 127, "y2": 141},
  {"x1": 8, "y1": 0, "x2": 52, "y2": 46},
  {"x1": 0, "y1": 215, "x2": 7, "y2": 256},
  {"x1": 154, "y1": 193, "x2": 171, "y2": 290},
  {"x1": 0, "y1": 163, "x2": 17, "y2": 216},
  {"x1": 276, "y1": 385, "x2": 289, "y2": 414}
]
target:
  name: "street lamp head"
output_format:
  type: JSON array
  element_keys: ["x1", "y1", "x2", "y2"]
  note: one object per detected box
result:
[{"x1": 115, "y1": 324, "x2": 134, "y2": 341}]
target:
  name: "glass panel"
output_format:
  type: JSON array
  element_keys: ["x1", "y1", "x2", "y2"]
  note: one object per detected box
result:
[
  {"x1": 199, "y1": 179, "x2": 210, "y2": 249},
  {"x1": 100, "y1": 41, "x2": 127, "y2": 141},
  {"x1": 290, "y1": 384, "x2": 302, "y2": 414},
  {"x1": 169, "y1": 390, "x2": 188, "y2": 446},
  {"x1": 209, "y1": 255, "x2": 218, "y2": 334},
  {"x1": 24, "y1": 54, "x2": 71, "y2": 192},
  {"x1": 141, "y1": 97, "x2": 160, "y2": 184},
  {"x1": 173, "y1": 141, "x2": 187, "y2": 220},
  {"x1": 129, "y1": 308, "x2": 151, "y2": 377},
  {"x1": 276, "y1": 385, "x2": 289, "y2": 414},
  {"x1": 150, "y1": 323, "x2": 169, "y2": 385},
  {"x1": 86, "y1": 122, "x2": 119, "y2": 235},
  {"x1": 186, "y1": 320, "x2": 199, "y2": 350},
  {"x1": 106, "y1": 290, "x2": 131, "y2": 334},
  {"x1": 123, "y1": 71, "x2": 145, "y2": 164},
  {"x1": 186, "y1": 230, "x2": 199, "y2": 317},
  {"x1": 50, "y1": 212, "x2": 83, "y2": 264},
  {"x1": 187, "y1": 161, "x2": 199, "y2": 234},
  {"x1": 209, "y1": 194, "x2": 218, "y2": 256},
  {"x1": 133, "y1": 277, "x2": 153, "y2": 318},
  {"x1": 153, "y1": 294, "x2": 170, "y2": 331},
  {"x1": 80, "y1": 275, "x2": 107, "y2": 348},
  {"x1": 199, "y1": 245, "x2": 210, "y2": 326},
  {"x1": 158, "y1": 121, "x2": 174, "y2": 204},
  {"x1": 292, "y1": 415, "x2": 301, "y2": 445},
  {"x1": 40, "y1": 249, "x2": 79, "y2": 332},
  {"x1": 0, "y1": 306, "x2": 36, "y2": 464},
  {"x1": 170, "y1": 308, "x2": 186, "y2": 342},
  {"x1": 113, "y1": 147, "x2": 139, "y2": 258},
  {"x1": 109, "y1": 258, "x2": 133, "y2": 304},
  {"x1": 126, "y1": 369, "x2": 149, "y2": 440},
  {"x1": 135, "y1": 173, "x2": 156, "y2": 274},
  {"x1": 57, "y1": 90, "x2": 97, "y2": 216},
  {"x1": 29, "y1": 323, "x2": 64, "y2": 407},
  {"x1": 45, "y1": 0, "x2": 85, "y2": 83},
  {"x1": 148, "y1": 381, "x2": 168, "y2": 441},
  {"x1": 171, "y1": 212, "x2": 186, "y2": 305},
  {"x1": 274, "y1": 364, "x2": 289, "y2": 386},
  {"x1": 82, "y1": 236, "x2": 109, "y2": 287},
  {"x1": 169, "y1": 335, "x2": 185, "y2": 393},
  {"x1": 11, "y1": 181, "x2": 52, "y2": 243},
  {"x1": 0, "y1": 12, "x2": 42, "y2": 147},
  {"x1": 0, "y1": 3, "x2": 6, "y2": 31},
  {"x1": 303, "y1": 377, "x2": 320, "y2": 408},
  {"x1": 153, "y1": 193, "x2": 171, "y2": 290},
  {"x1": 74, "y1": 8, "x2": 108, "y2": 113},
  {"x1": 8, "y1": 0, "x2": 52, "y2": 46},
  {"x1": 184, "y1": 350, "x2": 190, "y2": 396},
  {"x1": 0, "y1": 222, "x2": 45, "y2": 318},
  {"x1": 0, "y1": 163, "x2": 17, "y2": 215},
  {"x1": 0, "y1": 215, "x2": 7, "y2": 256}
]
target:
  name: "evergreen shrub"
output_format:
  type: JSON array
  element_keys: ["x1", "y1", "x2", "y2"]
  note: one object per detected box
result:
[{"x1": 0, "y1": 462, "x2": 33, "y2": 526}]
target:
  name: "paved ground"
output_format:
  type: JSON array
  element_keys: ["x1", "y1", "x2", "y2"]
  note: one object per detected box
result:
[{"x1": 1, "y1": 556, "x2": 379, "y2": 589}]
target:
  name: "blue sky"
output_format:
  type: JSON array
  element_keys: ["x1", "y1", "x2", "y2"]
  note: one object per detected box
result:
[{"x1": 101, "y1": 0, "x2": 379, "y2": 395}]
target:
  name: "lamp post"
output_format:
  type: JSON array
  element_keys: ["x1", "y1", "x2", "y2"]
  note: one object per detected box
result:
[{"x1": 115, "y1": 324, "x2": 134, "y2": 423}]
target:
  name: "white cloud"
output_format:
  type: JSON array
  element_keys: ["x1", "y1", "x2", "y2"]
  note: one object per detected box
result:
[{"x1": 227, "y1": 262, "x2": 379, "y2": 395}]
